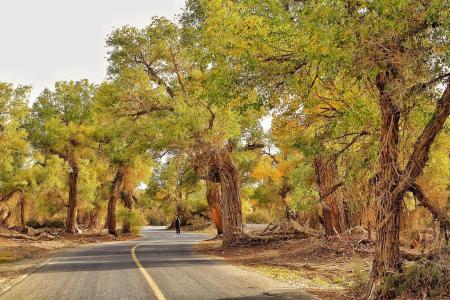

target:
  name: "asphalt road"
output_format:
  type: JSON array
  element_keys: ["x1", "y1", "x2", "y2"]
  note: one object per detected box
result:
[{"x1": 1, "y1": 226, "x2": 317, "y2": 300}]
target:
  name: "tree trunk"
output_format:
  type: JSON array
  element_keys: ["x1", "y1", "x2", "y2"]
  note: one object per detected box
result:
[
  {"x1": 66, "y1": 154, "x2": 79, "y2": 234},
  {"x1": 206, "y1": 180, "x2": 223, "y2": 235},
  {"x1": 368, "y1": 72, "x2": 450, "y2": 299},
  {"x1": 368, "y1": 70, "x2": 403, "y2": 299},
  {"x1": 314, "y1": 156, "x2": 347, "y2": 236},
  {"x1": 19, "y1": 193, "x2": 25, "y2": 227},
  {"x1": 107, "y1": 165, "x2": 125, "y2": 235},
  {"x1": 217, "y1": 152, "x2": 243, "y2": 247},
  {"x1": 196, "y1": 146, "x2": 243, "y2": 247}
]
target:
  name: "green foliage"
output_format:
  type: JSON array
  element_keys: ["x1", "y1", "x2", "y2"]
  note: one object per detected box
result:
[
  {"x1": 350, "y1": 259, "x2": 370, "y2": 296},
  {"x1": 27, "y1": 80, "x2": 96, "y2": 154},
  {"x1": 25, "y1": 218, "x2": 65, "y2": 229},
  {"x1": 245, "y1": 210, "x2": 273, "y2": 224},
  {"x1": 0, "y1": 82, "x2": 31, "y2": 195},
  {"x1": 25, "y1": 219, "x2": 41, "y2": 229},
  {"x1": 117, "y1": 208, "x2": 145, "y2": 235},
  {"x1": 384, "y1": 257, "x2": 450, "y2": 298}
]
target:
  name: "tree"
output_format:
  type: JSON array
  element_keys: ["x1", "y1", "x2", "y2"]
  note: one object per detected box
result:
[
  {"x1": 94, "y1": 71, "x2": 158, "y2": 235},
  {"x1": 106, "y1": 16, "x2": 265, "y2": 245},
  {"x1": 199, "y1": 1, "x2": 449, "y2": 296},
  {"x1": 0, "y1": 82, "x2": 30, "y2": 225},
  {"x1": 27, "y1": 80, "x2": 96, "y2": 233}
]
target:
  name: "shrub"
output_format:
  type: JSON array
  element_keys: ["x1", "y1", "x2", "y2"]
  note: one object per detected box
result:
[
  {"x1": 118, "y1": 208, "x2": 145, "y2": 235},
  {"x1": 145, "y1": 208, "x2": 166, "y2": 226},
  {"x1": 42, "y1": 219, "x2": 65, "y2": 228},
  {"x1": 350, "y1": 259, "x2": 370, "y2": 296},
  {"x1": 26, "y1": 219, "x2": 41, "y2": 229},
  {"x1": 383, "y1": 256, "x2": 450, "y2": 298},
  {"x1": 245, "y1": 210, "x2": 272, "y2": 224}
]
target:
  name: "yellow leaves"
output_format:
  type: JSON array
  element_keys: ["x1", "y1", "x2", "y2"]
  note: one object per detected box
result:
[{"x1": 250, "y1": 155, "x2": 299, "y2": 186}]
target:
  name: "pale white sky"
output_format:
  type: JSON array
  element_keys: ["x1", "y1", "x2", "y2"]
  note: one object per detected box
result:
[{"x1": 0, "y1": 0, "x2": 185, "y2": 101}]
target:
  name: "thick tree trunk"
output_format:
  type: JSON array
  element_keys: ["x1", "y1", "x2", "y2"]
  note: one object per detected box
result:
[
  {"x1": 107, "y1": 166, "x2": 125, "y2": 235},
  {"x1": 314, "y1": 156, "x2": 347, "y2": 236},
  {"x1": 206, "y1": 180, "x2": 223, "y2": 235},
  {"x1": 368, "y1": 73, "x2": 450, "y2": 299},
  {"x1": 200, "y1": 148, "x2": 243, "y2": 247},
  {"x1": 217, "y1": 152, "x2": 243, "y2": 247},
  {"x1": 66, "y1": 154, "x2": 79, "y2": 234},
  {"x1": 368, "y1": 70, "x2": 403, "y2": 299}
]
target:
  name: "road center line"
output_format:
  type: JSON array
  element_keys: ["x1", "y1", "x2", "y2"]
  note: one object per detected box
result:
[{"x1": 131, "y1": 235, "x2": 177, "y2": 300}]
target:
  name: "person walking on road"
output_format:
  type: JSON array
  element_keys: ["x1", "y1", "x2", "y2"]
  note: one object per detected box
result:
[{"x1": 175, "y1": 216, "x2": 181, "y2": 234}]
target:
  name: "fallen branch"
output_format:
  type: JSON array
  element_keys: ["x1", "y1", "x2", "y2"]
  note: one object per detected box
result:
[
  {"x1": 0, "y1": 232, "x2": 36, "y2": 240},
  {"x1": 0, "y1": 232, "x2": 55, "y2": 241}
]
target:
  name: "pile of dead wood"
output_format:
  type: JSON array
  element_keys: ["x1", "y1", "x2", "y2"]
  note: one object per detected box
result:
[
  {"x1": 0, "y1": 225, "x2": 59, "y2": 241},
  {"x1": 233, "y1": 220, "x2": 322, "y2": 246}
]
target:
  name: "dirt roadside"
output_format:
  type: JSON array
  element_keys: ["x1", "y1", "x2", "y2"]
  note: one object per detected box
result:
[{"x1": 196, "y1": 232, "x2": 373, "y2": 300}]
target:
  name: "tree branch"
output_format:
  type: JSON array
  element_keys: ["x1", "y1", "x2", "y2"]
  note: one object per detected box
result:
[
  {"x1": 407, "y1": 73, "x2": 450, "y2": 96},
  {"x1": 0, "y1": 189, "x2": 22, "y2": 203},
  {"x1": 399, "y1": 81, "x2": 450, "y2": 192},
  {"x1": 332, "y1": 131, "x2": 368, "y2": 160},
  {"x1": 409, "y1": 183, "x2": 449, "y2": 231}
]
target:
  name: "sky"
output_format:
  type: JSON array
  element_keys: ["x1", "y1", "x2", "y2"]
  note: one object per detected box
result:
[{"x1": 0, "y1": 0, "x2": 186, "y2": 101}]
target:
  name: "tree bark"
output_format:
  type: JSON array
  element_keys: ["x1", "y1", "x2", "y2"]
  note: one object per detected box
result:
[
  {"x1": 314, "y1": 156, "x2": 347, "y2": 236},
  {"x1": 368, "y1": 70, "x2": 403, "y2": 300},
  {"x1": 107, "y1": 165, "x2": 125, "y2": 235},
  {"x1": 19, "y1": 193, "x2": 25, "y2": 227},
  {"x1": 65, "y1": 153, "x2": 79, "y2": 234},
  {"x1": 368, "y1": 73, "x2": 450, "y2": 300},
  {"x1": 217, "y1": 151, "x2": 243, "y2": 247},
  {"x1": 206, "y1": 180, "x2": 223, "y2": 235},
  {"x1": 200, "y1": 147, "x2": 243, "y2": 247}
]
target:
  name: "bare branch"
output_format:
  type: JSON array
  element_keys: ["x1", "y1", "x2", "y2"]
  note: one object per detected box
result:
[{"x1": 399, "y1": 81, "x2": 450, "y2": 191}]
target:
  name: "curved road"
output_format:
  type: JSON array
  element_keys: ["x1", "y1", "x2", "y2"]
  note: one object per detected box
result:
[{"x1": 1, "y1": 226, "x2": 317, "y2": 300}]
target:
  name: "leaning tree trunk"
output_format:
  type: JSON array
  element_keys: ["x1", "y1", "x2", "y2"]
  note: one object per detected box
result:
[
  {"x1": 107, "y1": 165, "x2": 125, "y2": 235},
  {"x1": 314, "y1": 156, "x2": 347, "y2": 236},
  {"x1": 66, "y1": 154, "x2": 79, "y2": 234},
  {"x1": 206, "y1": 180, "x2": 223, "y2": 235},
  {"x1": 196, "y1": 146, "x2": 243, "y2": 247},
  {"x1": 217, "y1": 151, "x2": 243, "y2": 247}
]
